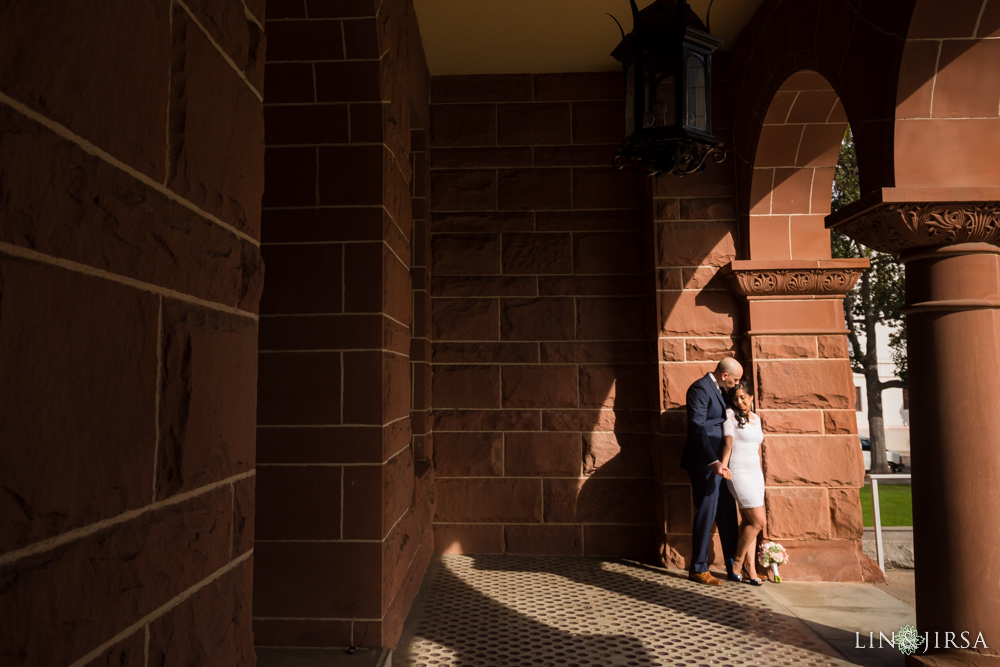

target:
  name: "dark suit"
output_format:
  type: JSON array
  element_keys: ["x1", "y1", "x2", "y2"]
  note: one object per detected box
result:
[{"x1": 682, "y1": 373, "x2": 738, "y2": 574}]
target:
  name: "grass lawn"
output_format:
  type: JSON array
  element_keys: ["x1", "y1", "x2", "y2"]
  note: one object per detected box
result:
[{"x1": 859, "y1": 482, "x2": 913, "y2": 527}]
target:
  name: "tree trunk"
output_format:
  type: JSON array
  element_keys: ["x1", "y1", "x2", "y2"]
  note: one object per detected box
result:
[{"x1": 860, "y1": 268, "x2": 891, "y2": 474}]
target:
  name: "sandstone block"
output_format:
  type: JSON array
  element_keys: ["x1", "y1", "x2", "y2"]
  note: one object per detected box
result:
[
  {"x1": 256, "y1": 352, "x2": 341, "y2": 425},
  {"x1": 382, "y1": 348, "x2": 411, "y2": 423},
  {"x1": 685, "y1": 337, "x2": 738, "y2": 362},
  {"x1": 576, "y1": 297, "x2": 645, "y2": 341},
  {"x1": 169, "y1": 9, "x2": 264, "y2": 235},
  {"x1": 542, "y1": 409, "x2": 648, "y2": 433},
  {"x1": 541, "y1": 342, "x2": 649, "y2": 364},
  {"x1": 651, "y1": 436, "x2": 688, "y2": 484},
  {"x1": 534, "y1": 144, "x2": 618, "y2": 167},
  {"x1": 256, "y1": 465, "x2": 343, "y2": 540},
  {"x1": 436, "y1": 479, "x2": 543, "y2": 522},
  {"x1": 317, "y1": 144, "x2": 383, "y2": 206},
  {"x1": 535, "y1": 210, "x2": 639, "y2": 232},
  {"x1": 757, "y1": 360, "x2": 855, "y2": 409},
  {"x1": 502, "y1": 365, "x2": 579, "y2": 409},
  {"x1": 433, "y1": 432, "x2": 503, "y2": 476},
  {"x1": 539, "y1": 275, "x2": 645, "y2": 297},
  {"x1": 498, "y1": 168, "x2": 573, "y2": 211},
  {"x1": 573, "y1": 168, "x2": 641, "y2": 210},
  {"x1": 752, "y1": 335, "x2": 818, "y2": 359},
  {"x1": 571, "y1": 101, "x2": 621, "y2": 144},
  {"x1": 824, "y1": 410, "x2": 858, "y2": 435},
  {"x1": 759, "y1": 410, "x2": 824, "y2": 435},
  {"x1": 432, "y1": 342, "x2": 539, "y2": 364},
  {"x1": 659, "y1": 268, "x2": 684, "y2": 290},
  {"x1": 0, "y1": 487, "x2": 232, "y2": 665},
  {"x1": 500, "y1": 297, "x2": 575, "y2": 341},
  {"x1": 583, "y1": 433, "x2": 652, "y2": 478},
  {"x1": 432, "y1": 233, "x2": 501, "y2": 275},
  {"x1": 0, "y1": 0, "x2": 170, "y2": 180},
  {"x1": 501, "y1": 232, "x2": 573, "y2": 275},
  {"x1": 544, "y1": 478, "x2": 654, "y2": 524},
  {"x1": 157, "y1": 302, "x2": 257, "y2": 499},
  {"x1": 183, "y1": 0, "x2": 264, "y2": 89},
  {"x1": 765, "y1": 487, "x2": 831, "y2": 539},
  {"x1": 259, "y1": 314, "x2": 381, "y2": 352},
  {"x1": 506, "y1": 525, "x2": 584, "y2": 555},
  {"x1": 341, "y1": 351, "x2": 383, "y2": 425},
  {"x1": 681, "y1": 266, "x2": 727, "y2": 290},
  {"x1": 679, "y1": 197, "x2": 736, "y2": 220},
  {"x1": 763, "y1": 435, "x2": 865, "y2": 487},
  {"x1": 252, "y1": 620, "x2": 351, "y2": 652},
  {"x1": 817, "y1": 335, "x2": 849, "y2": 358},
  {"x1": 260, "y1": 244, "x2": 343, "y2": 314},
  {"x1": 656, "y1": 221, "x2": 736, "y2": 267},
  {"x1": 660, "y1": 361, "x2": 715, "y2": 410},
  {"x1": 430, "y1": 104, "x2": 497, "y2": 147},
  {"x1": 232, "y1": 476, "x2": 255, "y2": 557},
  {"x1": 828, "y1": 488, "x2": 864, "y2": 539},
  {"x1": 266, "y1": 17, "x2": 344, "y2": 60},
  {"x1": 91, "y1": 630, "x2": 145, "y2": 667},
  {"x1": 573, "y1": 232, "x2": 642, "y2": 275},
  {"x1": 148, "y1": 558, "x2": 254, "y2": 667},
  {"x1": 431, "y1": 298, "x2": 499, "y2": 342},
  {"x1": 342, "y1": 242, "x2": 382, "y2": 313},
  {"x1": 256, "y1": 425, "x2": 382, "y2": 465},
  {"x1": 430, "y1": 169, "x2": 498, "y2": 211},
  {"x1": 432, "y1": 74, "x2": 533, "y2": 103},
  {"x1": 434, "y1": 524, "x2": 504, "y2": 554},
  {"x1": 430, "y1": 211, "x2": 534, "y2": 233},
  {"x1": 659, "y1": 291, "x2": 739, "y2": 336},
  {"x1": 432, "y1": 365, "x2": 500, "y2": 409},
  {"x1": 434, "y1": 409, "x2": 541, "y2": 431},
  {"x1": 0, "y1": 261, "x2": 157, "y2": 553},
  {"x1": 263, "y1": 145, "x2": 316, "y2": 208},
  {"x1": 497, "y1": 102, "x2": 572, "y2": 145},
  {"x1": 505, "y1": 432, "x2": 582, "y2": 476},
  {"x1": 659, "y1": 338, "x2": 685, "y2": 362},
  {"x1": 431, "y1": 146, "x2": 533, "y2": 169},
  {"x1": 578, "y1": 365, "x2": 651, "y2": 409},
  {"x1": 655, "y1": 411, "x2": 687, "y2": 436},
  {"x1": 664, "y1": 484, "x2": 694, "y2": 534},
  {"x1": 254, "y1": 541, "x2": 381, "y2": 617},
  {"x1": 775, "y1": 539, "x2": 866, "y2": 582},
  {"x1": 315, "y1": 60, "x2": 381, "y2": 102}
]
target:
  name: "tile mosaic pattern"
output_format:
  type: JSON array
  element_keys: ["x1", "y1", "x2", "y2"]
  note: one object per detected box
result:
[{"x1": 396, "y1": 555, "x2": 853, "y2": 667}]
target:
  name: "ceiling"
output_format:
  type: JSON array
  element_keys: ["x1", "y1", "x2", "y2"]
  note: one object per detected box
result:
[{"x1": 412, "y1": 0, "x2": 766, "y2": 75}]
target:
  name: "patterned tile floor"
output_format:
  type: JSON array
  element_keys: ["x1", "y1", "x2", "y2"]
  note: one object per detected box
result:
[{"x1": 395, "y1": 555, "x2": 856, "y2": 667}]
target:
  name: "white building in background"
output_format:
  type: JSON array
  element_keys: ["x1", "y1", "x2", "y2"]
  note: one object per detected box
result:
[{"x1": 853, "y1": 323, "x2": 910, "y2": 455}]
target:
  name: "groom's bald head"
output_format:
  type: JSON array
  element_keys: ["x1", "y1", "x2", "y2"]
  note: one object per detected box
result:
[{"x1": 714, "y1": 357, "x2": 743, "y2": 390}]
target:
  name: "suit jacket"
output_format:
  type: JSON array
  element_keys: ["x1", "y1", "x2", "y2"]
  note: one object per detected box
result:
[{"x1": 681, "y1": 373, "x2": 729, "y2": 471}]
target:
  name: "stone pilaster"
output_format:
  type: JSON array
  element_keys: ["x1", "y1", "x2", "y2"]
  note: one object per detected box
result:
[
  {"x1": 724, "y1": 258, "x2": 876, "y2": 582},
  {"x1": 829, "y1": 191, "x2": 1000, "y2": 663}
]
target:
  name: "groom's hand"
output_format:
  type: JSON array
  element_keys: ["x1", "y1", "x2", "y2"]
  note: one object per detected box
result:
[{"x1": 710, "y1": 461, "x2": 732, "y2": 479}]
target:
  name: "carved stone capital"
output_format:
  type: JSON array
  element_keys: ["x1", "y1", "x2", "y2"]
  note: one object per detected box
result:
[
  {"x1": 829, "y1": 198, "x2": 1000, "y2": 254},
  {"x1": 724, "y1": 260, "x2": 869, "y2": 297}
]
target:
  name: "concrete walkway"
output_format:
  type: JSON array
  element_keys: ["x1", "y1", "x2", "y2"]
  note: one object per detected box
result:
[{"x1": 392, "y1": 555, "x2": 916, "y2": 667}]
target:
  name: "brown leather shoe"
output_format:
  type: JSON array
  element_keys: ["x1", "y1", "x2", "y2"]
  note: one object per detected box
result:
[{"x1": 688, "y1": 571, "x2": 723, "y2": 586}]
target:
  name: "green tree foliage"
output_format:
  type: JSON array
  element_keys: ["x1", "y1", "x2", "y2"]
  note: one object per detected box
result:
[{"x1": 831, "y1": 128, "x2": 907, "y2": 474}]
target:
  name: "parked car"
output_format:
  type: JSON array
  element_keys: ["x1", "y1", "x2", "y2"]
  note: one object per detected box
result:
[{"x1": 860, "y1": 437, "x2": 903, "y2": 473}]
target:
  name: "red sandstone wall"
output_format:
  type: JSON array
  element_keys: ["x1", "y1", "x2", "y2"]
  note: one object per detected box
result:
[
  {"x1": 428, "y1": 73, "x2": 658, "y2": 560},
  {"x1": 0, "y1": 0, "x2": 264, "y2": 664},
  {"x1": 255, "y1": 0, "x2": 433, "y2": 649}
]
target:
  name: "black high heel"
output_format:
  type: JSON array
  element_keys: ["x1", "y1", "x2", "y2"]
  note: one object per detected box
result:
[{"x1": 742, "y1": 561, "x2": 764, "y2": 586}]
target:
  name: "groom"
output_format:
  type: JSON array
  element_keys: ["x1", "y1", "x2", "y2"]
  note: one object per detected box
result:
[{"x1": 681, "y1": 357, "x2": 743, "y2": 585}]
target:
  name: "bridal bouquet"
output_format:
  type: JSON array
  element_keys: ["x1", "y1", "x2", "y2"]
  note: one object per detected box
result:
[{"x1": 758, "y1": 541, "x2": 788, "y2": 583}]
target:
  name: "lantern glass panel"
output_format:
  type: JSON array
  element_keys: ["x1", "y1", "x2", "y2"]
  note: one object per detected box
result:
[
  {"x1": 643, "y1": 51, "x2": 676, "y2": 129},
  {"x1": 685, "y1": 50, "x2": 708, "y2": 131}
]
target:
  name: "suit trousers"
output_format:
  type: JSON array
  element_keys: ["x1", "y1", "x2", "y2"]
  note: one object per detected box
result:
[{"x1": 687, "y1": 466, "x2": 739, "y2": 573}]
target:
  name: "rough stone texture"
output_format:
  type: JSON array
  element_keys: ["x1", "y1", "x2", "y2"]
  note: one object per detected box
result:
[
  {"x1": 0, "y1": 260, "x2": 158, "y2": 554},
  {"x1": 433, "y1": 432, "x2": 504, "y2": 477},
  {"x1": 432, "y1": 365, "x2": 500, "y2": 409},
  {"x1": 232, "y1": 476, "x2": 255, "y2": 557},
  {"x1": 157, "y1": 301, "x2": 257, "y2": 499},
  {"x1": 823, "y1": 410, "x2": 858, "y2": 435},
  {"x1": 435, "y1": 524, "x2": 504, "y2": 554},
  {"x1": 502, "y1": 365, "x2": 579, "y2": 409},
  {"x1": 256, "y1": 466, "x2": 341, "y2": 540},
  {"x1": 91, "y1": 630, "x2": 146, "y2": 667},
  {"x1": 759, "y1": 410, "x2": 824, "y2": 435},
  {"x1": 765, "y1": 487, "x2": 831, "y2": 540},
  {"x1": 0, "y1": 487, "x2": 232, "y2": 665},
  {"x1": 757, "y1": 360, "x2": 855, "y2": 410},
  {"x1": 777, "y1": 539, "x2": 866, "y2": 582},
  {"x1": 436, "y1": 479, "x2": 543, "y2": 523},
  {"x1": 0, "y1": 107, "x2": 264, "y2": 311},
  {"x1": 829, "y1": 488, "x2": 864, "y2": 539},
  {"x1": 505, "y1": 433, "x2": 582, "y2": 477},
  {"x1": 752, "y1": 335, "x2": 818, "y2": 359},
  {"x1": 505, "y1": 524, "x2": 584, "y2": 555},
  {"x1": 762, "y1": 435, "x2": 865, "y2": 487},
  {"x1": 543, "y1": 479, "x2": 654, "y2": 524},
  {"x1": 148, "y1": 558, "x2": 255, "y2": 667},
  {"x1": 169, "y1": 8, "x2": 264, "y2": 236},
  {"x1": 0, "y1": 0, "x2": 171, "y2": 180}
]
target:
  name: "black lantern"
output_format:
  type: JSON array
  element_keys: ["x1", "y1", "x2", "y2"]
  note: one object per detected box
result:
[{"x1": 611, "y1": 0, "x2": 725, "y2": 176}]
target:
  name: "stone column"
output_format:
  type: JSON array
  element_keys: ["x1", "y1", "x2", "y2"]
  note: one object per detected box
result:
[
  {"x1": 831, "y1": 194, "x2": 1000, "y2": 663},
  {"x1": 724, "y1": 259, "x2": 874, "y2": 581}
]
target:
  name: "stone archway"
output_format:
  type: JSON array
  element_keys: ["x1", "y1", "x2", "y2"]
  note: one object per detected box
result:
[{"x1": 726, "y1": 70, "x2": 873, "y2": 582}]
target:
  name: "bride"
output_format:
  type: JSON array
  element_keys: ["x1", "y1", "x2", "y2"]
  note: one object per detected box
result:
[{"x1": 720, "y1": 380, "x2": 766, "y2": 585}]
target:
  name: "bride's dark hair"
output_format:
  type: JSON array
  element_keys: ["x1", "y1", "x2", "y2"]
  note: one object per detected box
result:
[{"x1": 727, "y1": 380, "x2": 754, "y2": 428}]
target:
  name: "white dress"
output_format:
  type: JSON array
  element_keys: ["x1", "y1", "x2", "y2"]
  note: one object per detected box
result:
[{"x1": 723, "y1": 409, "x2": 765, "y2": 508}]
